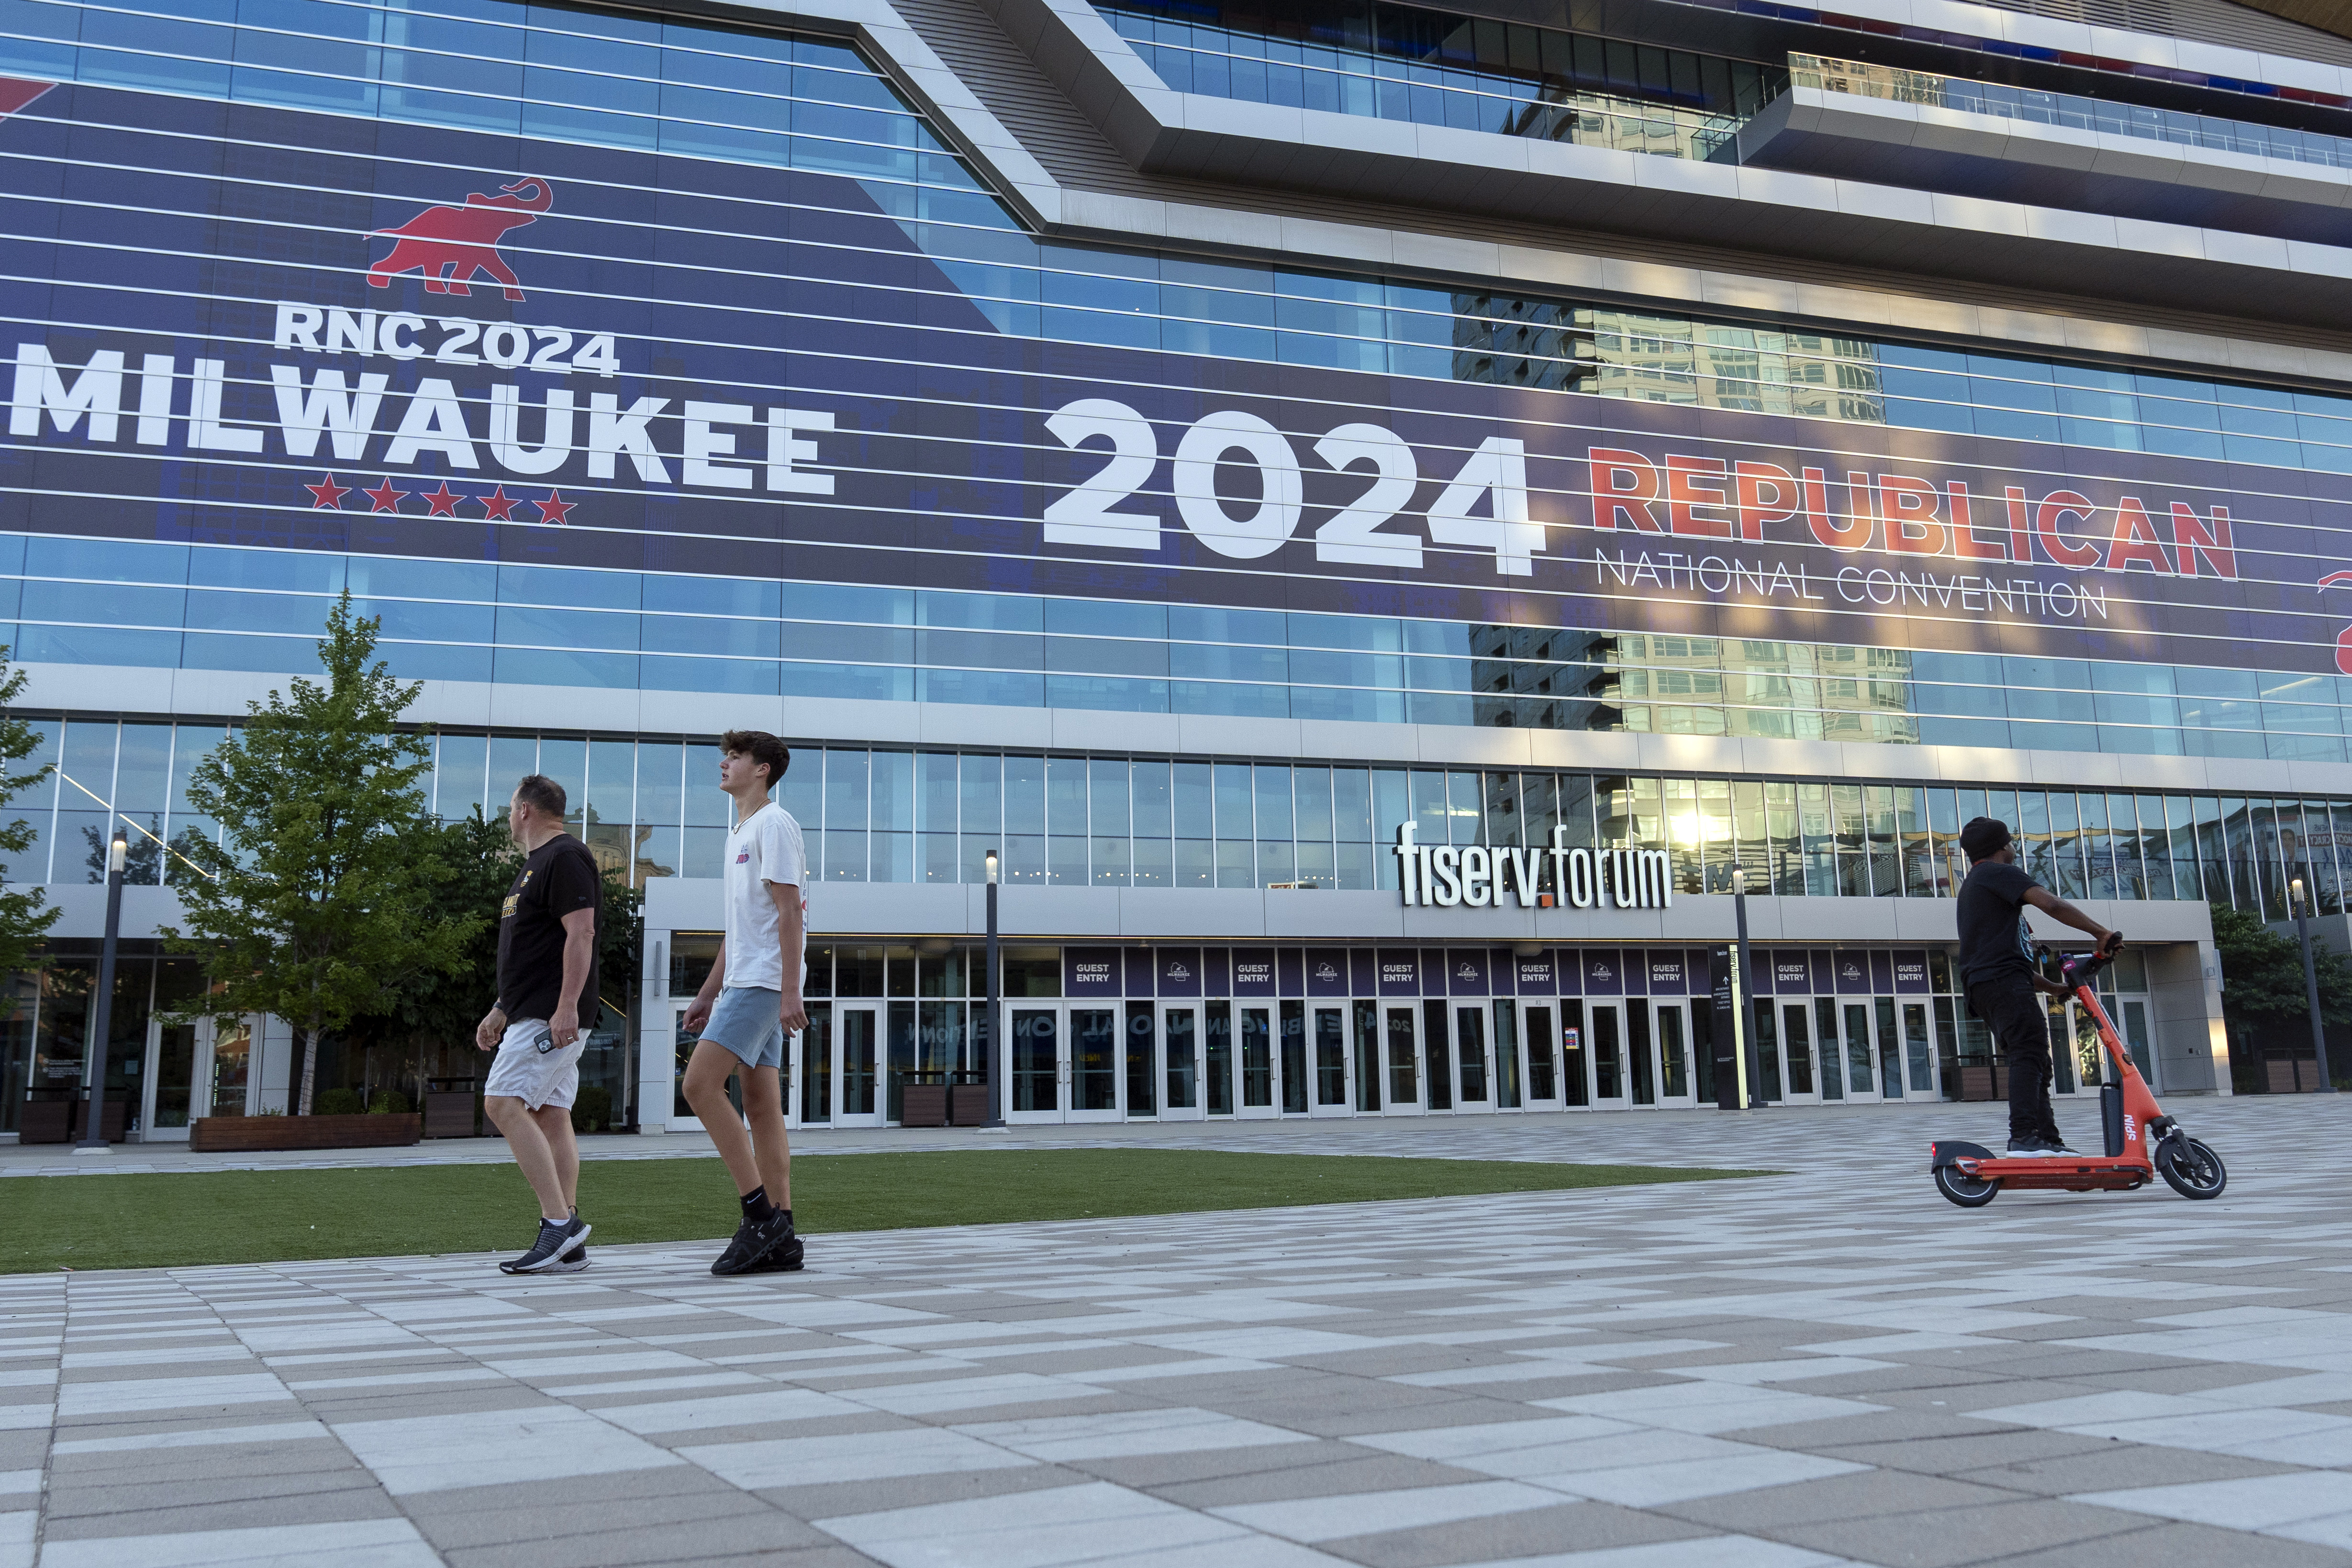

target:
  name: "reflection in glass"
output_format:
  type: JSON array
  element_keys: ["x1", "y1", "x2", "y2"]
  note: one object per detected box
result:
[
  {"x1": 1658, "y1": 1004, "x2": 1688, "y2": 1100},
  {"x1": 1074, "y1": 1007, "x2": 1118, "y2": 1111},
  {"x1": 1012, "y1": 1007, "x2": 1057, "y2": 1112}
]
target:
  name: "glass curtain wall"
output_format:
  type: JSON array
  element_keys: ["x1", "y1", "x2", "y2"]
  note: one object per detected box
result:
[
  {"x1": 12, "y1": 718, "x2": 2329, "y2": 912},
  {"x1": 22, "y1": 539, "x2": 2352, "y2": 758}
]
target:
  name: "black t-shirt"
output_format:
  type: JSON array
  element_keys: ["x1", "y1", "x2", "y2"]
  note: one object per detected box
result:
[
  {"x1": 496, "y1": 834, "x2": 602, "y2": 1023},
  {"x1": 1956, "y1": 858, "x2": 2040, "y2": 987}
]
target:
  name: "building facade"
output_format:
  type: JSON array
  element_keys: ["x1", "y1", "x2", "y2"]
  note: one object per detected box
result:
[{"x1": 7, "y1": 0, "x2": 2352, "y2": 1137}]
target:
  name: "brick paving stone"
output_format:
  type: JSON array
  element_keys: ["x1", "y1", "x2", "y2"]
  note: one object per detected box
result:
[{"x1": 6, "y1": 1098, "x2": 2351, "y2": 1565}]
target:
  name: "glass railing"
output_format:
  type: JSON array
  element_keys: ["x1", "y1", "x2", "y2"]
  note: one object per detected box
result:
[
  {"x1": 1098, "y1": 2, "x2": 1761, "y2": 163},
  {"x1": 1789, "y1": 53, "x2": 2352, "y2": 173}
]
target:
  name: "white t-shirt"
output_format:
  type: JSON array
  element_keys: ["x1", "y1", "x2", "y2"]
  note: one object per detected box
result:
[{"x1": 723, "y1": 800, "x2": 806, "y2": 993}]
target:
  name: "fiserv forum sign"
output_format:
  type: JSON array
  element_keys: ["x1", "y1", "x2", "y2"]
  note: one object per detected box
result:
[
  {"x1": 1393, "y1": 825, "x2": 1671, "y2": 910},
  {"x1": 1, "y1": 77, "x2": 2347, "y2": 675}
]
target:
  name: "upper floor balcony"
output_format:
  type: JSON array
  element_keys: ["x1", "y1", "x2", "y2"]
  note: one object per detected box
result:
[{"x1": 1736, "y1": 53, "x2": 2352, "y2": 244}]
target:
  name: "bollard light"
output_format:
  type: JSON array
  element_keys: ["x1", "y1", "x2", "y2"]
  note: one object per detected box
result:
[
  {"x1": 2289, "y1": 877, "x2": 2336, "y2": 1092},
  {"x1": 982, "y1": 847, "x2": 1003, "y2": 1124},
  {"x1": 77, "y1": 829, "x2": 132, "y2": 1152}
]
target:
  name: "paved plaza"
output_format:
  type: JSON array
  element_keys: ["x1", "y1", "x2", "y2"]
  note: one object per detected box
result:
[{"x1": 4, "y1": 1096, "x2": 2352, "y2": 1567}]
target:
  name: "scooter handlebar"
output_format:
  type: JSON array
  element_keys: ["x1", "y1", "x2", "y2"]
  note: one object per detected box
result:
[{"x1": 2061, "y1": 939, "x2": 2122, "y2": 986}]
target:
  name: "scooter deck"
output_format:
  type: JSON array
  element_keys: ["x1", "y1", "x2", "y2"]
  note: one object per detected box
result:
[{"x1": 1960, "y1": 1157, "x2": 2151, "y2": 1191}]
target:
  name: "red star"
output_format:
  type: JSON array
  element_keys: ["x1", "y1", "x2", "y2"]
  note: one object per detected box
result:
[
  {"x1": 420, "y1": 482, "x2": 463, "y2": 518},
  {"x1": 531, "y1": 489, "x2": 576, "y2": 525},
  {"x1": 477, "y1": 486, "x2": 520, "y2": 521},
  {"x1": 361, "y1": 477, "x2": 408, "y2": 513},
  {"x1": 304, "y1": 474, "x2": 350, "y2": 510}
]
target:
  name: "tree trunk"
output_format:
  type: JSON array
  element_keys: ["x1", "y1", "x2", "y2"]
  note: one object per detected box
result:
[{"x1": 297, "y1": 1006, "x2": 322, "y2": 1117}]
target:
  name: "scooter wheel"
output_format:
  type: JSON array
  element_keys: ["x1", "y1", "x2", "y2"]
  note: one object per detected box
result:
[
  {"x1": 2156, "y1": 1136, "x2": 2227, "y2": 1200},
  {"x1": 1936, "y1": 1165, "x2": 2000, "y2": 1208}
]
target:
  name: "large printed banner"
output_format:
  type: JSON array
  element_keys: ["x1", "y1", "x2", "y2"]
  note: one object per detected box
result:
[{"x1": 4, "y1": 78, "x2": 2351, "y2": 674}]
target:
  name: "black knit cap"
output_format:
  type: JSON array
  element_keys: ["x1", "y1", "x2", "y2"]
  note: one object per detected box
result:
[{"x1": 1959, "y1": 817, "x2": 2012, "y2": 861}]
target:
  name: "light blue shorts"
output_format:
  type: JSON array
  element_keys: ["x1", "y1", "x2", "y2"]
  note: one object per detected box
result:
[{"x1": 703, "y1": 986, "x2": 785, "y2": 1071}]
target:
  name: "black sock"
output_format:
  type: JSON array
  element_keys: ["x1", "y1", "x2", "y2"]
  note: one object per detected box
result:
[{"x1": 741, "y1": 1186, "x2": 777, "y2": 1223}]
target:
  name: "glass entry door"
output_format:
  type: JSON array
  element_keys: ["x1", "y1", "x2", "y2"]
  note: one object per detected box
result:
[
  {"x1": 1007, "y1": 1005, "x2": 1062, "y2": 1123},
  {"x1": 1648, "y1": 1001, "x2": 1695, "y2": 1108},
  {"x1": 1587, "y1": 1001, "x2": 1626, "y2": 1107},
  {"x1": 1310, "y1": 1005, "x2": 1351, "y2": 1116},
  {"x1": 1558, "y1": 1001, "x2": 1588, "y2": 1108},
  {"x1": 209, "y1": 1020, "x2": 253, "y2": 1119},
  {"x1": 1006, "y1": 1005, "x2": 1122, "y2": 1124},
  {"x1": 834, "y1": 1002, "x2": 883, "y2": 1127},
  {"x1": 1235, "y1": 1005, "x2": 1279, "y2": 1119},
  {"x1": 1069, "y1": 1006, "x2": 1121, "y2": 1122},
  {"x1": 1836, "y1": 999, "x2": 1884, "y2": 1099},
  {"x1": 139, "y1": 1016, "x2": 206, "y2": 1140},
  {"x1": 1897, "y1": 999, "x2": 1940, "y2": 1099},
  {"x1": 1514, "y1": 1001, "x2": 1562, "y2": 1110},
  {"x1": 797, "y1": 1004, "x2": 832, "y2": 1126},
  {"x1": 1809, "y1": 999, "x2": 1848, "y2": 1101},
  {"x1": 1382, "y1": 1004, "x2": 1422, "y2": 1113},
  {"x1": 1774, "y1": 1001, "x2": 1821, "y2": 1105},
  {"x1": 1449, "y1": 1004, "x2": 1494, "y2": 1114},
  {"x1": 2055, "y1": 999, "x2": 2107, "y2": 1099},
  {"x1": 1161, "y1": 1006, "x2": 1204, "y2": 1122}
]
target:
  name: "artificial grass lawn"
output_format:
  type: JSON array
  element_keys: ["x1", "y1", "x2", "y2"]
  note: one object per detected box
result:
[{"x1": 4, "y1": 1149, "x2": 1764, "y2": 1273}]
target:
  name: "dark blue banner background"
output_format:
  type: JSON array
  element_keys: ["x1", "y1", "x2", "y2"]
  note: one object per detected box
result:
[{"x1": 2, "y1": 79, "x2": 2348, "y2": 675}]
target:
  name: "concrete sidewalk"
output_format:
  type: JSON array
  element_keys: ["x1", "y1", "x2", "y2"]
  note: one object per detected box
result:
[
  {"x1": 0, "y1": 1092, "x2": 2301, "y2": 1179},
  {"x1": 5, "y1": 1096, "x2": 2352, "y2": 1566}
]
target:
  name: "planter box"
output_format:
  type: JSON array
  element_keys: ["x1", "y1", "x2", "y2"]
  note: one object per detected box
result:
[
  {"x1": 19, "y1": 1099, "x2": 123, "y2": 1144},
  {"x1": 899, "y1": 1084, "x2": 947, "y2": 1128},
  {"x1": 423, "y1": 1091, "x2": 480, "y2": 1139},
  {"x1": 948, "y1": 1084, "x2": 992, "y2": 1126},
  {"x1": 189, "y1": 1114, "x2": 422, "y2": 1152}
]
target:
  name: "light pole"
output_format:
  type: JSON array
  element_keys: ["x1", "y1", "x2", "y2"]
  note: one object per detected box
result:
[
  {"x1": 982, "y1": 848, "x2": 1003, "y2": 1125},
  {"x1": 76, "y1": 833, "x2": 128, "y2": 1153},
  {"x1": 2290, "y1": 877, "x2": 2337, "y2": 1093},
  {"x1": 1730, "y1": 867, "x2": 1761, "y2": 1110}
]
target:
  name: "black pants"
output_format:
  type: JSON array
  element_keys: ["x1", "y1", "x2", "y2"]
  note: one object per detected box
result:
[{"x1": 1968, "y1": 977, "x2": 2061, "y2": 1144}]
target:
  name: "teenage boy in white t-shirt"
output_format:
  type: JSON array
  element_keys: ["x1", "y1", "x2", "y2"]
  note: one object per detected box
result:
[{"x1": 679, "y1": 729, "x2": 809, "y2": 1275}]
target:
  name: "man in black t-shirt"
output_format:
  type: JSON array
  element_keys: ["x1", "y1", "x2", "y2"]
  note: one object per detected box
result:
[
  {"x1": 1955, "y1": 816, "x2": 2121, "y2": 1156},
  {"x1": 477, "y1": 773, "x2": 602, "y2": 1274}
]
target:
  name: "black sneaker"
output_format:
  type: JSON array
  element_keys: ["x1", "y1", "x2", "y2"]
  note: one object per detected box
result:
[
  {"x1": 742, "y1": 1227, "x2": 804, "y2": 1274},
  {"x1": 711, "y1": 1210, "x2": 795, "y2": 1276},
  {"x1": 2006, "y1": 1137, "x2": 2063, "y2": 1157},
  {"x1": 501, "y1": 1214, "x2": 591, "y2": 1274},
  {"x1": 545, "y1": 1244, "x2": 590, "y2": 1275}
]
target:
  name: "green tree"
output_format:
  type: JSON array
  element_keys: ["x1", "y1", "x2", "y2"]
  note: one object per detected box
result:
[
  {"x1": 161, "y1": 593, "x2": 479, "y2": 1114},
  {"x1": 2209, "y1": 899, "x2": 2352, "y2": 1084},
  {"x1": 340, "y1": 805, "x2": 515, "y2": 1094},
  {"x1": 0, "y1": 650, "x2": 59, "y2": 971},
  {"x1": 600, "y1": 866, "x2": 644, "y2": 1014},
  {"x1": 372, "y1": 806, "x2": 515, "y2": 1048},
  {"x1": 344, "y1": 805, "x2": 644, "y2": 1100}
]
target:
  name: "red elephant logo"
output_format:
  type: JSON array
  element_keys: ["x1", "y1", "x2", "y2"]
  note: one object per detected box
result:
[
  {"x1": 368, "y1": 177, "x2": 553, "y2": 302},
  {"x1": 2321, "y1": 570, "x2": 2352, "y2": 674}
]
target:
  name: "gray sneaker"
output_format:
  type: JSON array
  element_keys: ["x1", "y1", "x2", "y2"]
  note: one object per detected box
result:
[{"x1": 501, "y1": 1215, "x2": 591, "y2": 1274}]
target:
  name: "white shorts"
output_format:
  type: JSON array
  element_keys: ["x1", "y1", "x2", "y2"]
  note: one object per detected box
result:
[{"x1": 483, "y1": 1018, "x2": 587, "y2": 1111}]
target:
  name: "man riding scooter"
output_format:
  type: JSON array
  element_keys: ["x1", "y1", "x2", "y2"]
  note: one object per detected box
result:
[{"x1": 1956, "y1": 817, "x2": 2124, "y2": 1156}]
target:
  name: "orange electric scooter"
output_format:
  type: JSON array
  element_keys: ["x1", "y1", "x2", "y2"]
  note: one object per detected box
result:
[{"x1": 1930, "y1": 944, "x2": 2227, "y2": 1208}]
